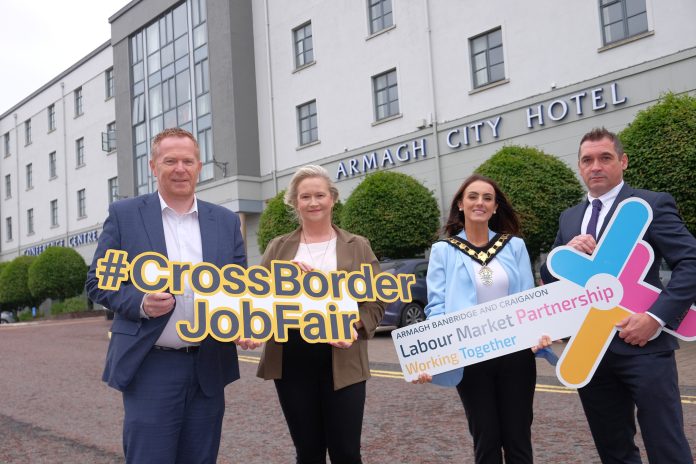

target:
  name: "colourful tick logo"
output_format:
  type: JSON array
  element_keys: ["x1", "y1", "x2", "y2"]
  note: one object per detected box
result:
[{"x1": 547, "y1": 198, "x2": 696, "y2": 388}]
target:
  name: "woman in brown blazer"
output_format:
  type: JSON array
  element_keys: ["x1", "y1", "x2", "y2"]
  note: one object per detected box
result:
[{"x1": 257, "y1": 165, "x2": 385, "y2": 464}]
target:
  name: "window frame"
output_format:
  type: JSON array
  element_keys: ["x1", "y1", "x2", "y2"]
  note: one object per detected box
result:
[
  {"x1": 372, "y1": 69, "x2": 400, "y2": 121},
  {"x1": 76, "y1": 137, "x2": 85, "y2": 167},
  {"x1": 296, "y1": 100, "x2": 319, "y2": 146},
  {"x1": 293, "y1": 22, "x2": 314, "y2": 69},
  {"x1": 5, "y1": 217, "x2": 12, "y2": 241},
  {"x1": 469, "y1": 27, "x2": 506, "y2": 89},
  {"x1": 27, "y1": 208, "x2": 34, "y2": 235},
  {"x1": 74, "y1": 87, "x2": 84, "y2": 116},
  {"x1": 77, "y1": 189, "x2": 87, "y2": 218},
  {"x1": 599, "y1": 0, "x2": 649, "y2": 46},
  {"x1": 5, "y1": 174, "x2": 11, "y2": 199},
  {"x1": 367, "y1": 0, "x2": 394, "y2": 35},
  {"x1": 49, "y1": 151, "x2": 57, "y2": 179},
  {"x1": 108, "y1": 177, "x2": 119, "y2": 204},
  {"x1": 24, "y1": 119, "x2": 32, "y2": 146},
  {"x1": 3, "y1": 133, "x2": 9, "y2": 157},
  {"x1": 48, "y1": 104, "x2": 56, "y2": 131},
  {"x1": 26, "y1": 163, "x2": 33, "y2": 190},
  {"x1": 50, "y1": 199, "x2": 59, "y2": 227},
  {"x1": 105, "y1": 68, "x2": 114, "y2": 99}
]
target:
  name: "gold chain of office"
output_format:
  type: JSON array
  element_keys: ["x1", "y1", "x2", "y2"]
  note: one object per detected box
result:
[{"x1": 443, "y1": 233, "x2": 512, "y2": 286}]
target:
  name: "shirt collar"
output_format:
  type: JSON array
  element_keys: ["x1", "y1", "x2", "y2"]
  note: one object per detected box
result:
[
  {"x1": 158, "y1": 192, "x2": 199, "y2": 216},
  {"x1": 587, "y1": 180, "x2": 624, "y2": 205}
]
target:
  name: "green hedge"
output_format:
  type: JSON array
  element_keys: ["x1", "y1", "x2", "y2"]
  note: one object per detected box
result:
[
  {"x1": 340, "y1": 171, "x2": 440, "y2": 259},
  {"x1": 0, "y1": 256, "x2": 38, "y2": 310},
  {"x1": 51, "y1": 295, "x2": 89, "y2": 315},
  {"x1": 28, "y1": 247, "x2": 86, "y2": 301},
  {"x1": 620, "y1": 92, "x2": 696, "y2": 235}
]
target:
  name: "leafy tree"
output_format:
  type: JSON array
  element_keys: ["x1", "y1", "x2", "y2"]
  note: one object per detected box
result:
[
  {"x1": 0, "y1": 256, "x2": 39, "y2": 311},
  {"x1": 257, "y1": 190, "x2": 343, "y2": 253},
  {"x1": 476, "y1": 146, "x2": 584, "y2": 263},
  {"x1": 340, "y1": 171, "x2": 440, "y2": 259},
  {"x1": 28, "y1": 246, "x2": 87, "y2": 302},
  {"x1": 619, "y1": 92, "x2": 696, "y2": 235}
]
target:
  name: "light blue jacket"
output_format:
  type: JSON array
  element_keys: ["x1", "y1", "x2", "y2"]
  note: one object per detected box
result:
[{"x1": 425, "y1": 229, "x2": 534, "y2": 386}]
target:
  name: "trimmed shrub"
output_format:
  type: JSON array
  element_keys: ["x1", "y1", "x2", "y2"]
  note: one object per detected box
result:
[
  {"x1": 257, "y1": 190, "x2": 343, "y2": 253},
  {"x1": 28, "y1": 247, "x2": 87, "y2": 302},
  {"x1": 0, "y1": 256, "x2": 39, "y2": 310},
  {"x1": 476, "y1": 145, "x2": 584, "y2": 263},
  {"x1": 340, "y1": 171, "x2": 440, "y2": 259},
  {"x1": 51, "y1": 295, "x2": 89, "y2": 315},
  {"x1": 619, "y1": 92, "x2": 696, "y2": 235}
]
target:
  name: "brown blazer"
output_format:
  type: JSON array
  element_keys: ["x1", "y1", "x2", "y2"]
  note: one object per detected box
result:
[{"x1": 256, "y1": 226, "x2": 385, "y2": 390}]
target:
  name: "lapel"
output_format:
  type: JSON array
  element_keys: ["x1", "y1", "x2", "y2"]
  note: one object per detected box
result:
[
  {"x1": 334, "y1": 227, "x2": 355, "y2": 272},
  {"x1": 568, "y1": 200, "x2": 589, "y2": 236},
  {"x1": 197, "y1": 200, "x2": 218, "y2": 265},
  {"x1": 597, "y1": 183, "x2": 633, "y2": 239},
  {"x1": 139, "y1": 193, "x2": 168, "y2": 256}
]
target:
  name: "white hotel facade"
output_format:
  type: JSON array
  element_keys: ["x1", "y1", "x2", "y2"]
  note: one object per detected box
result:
[{"x1": 1, "y1": 0, "x2": 695, "y2": 265}]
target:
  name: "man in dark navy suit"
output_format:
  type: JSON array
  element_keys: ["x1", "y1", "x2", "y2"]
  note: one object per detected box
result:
[
  {"x1": 86, "y1": 128, "x2": 253, "y2": 463},
  {"x1": 541, "y1": 127, "x2": 696, "y2": 463}
]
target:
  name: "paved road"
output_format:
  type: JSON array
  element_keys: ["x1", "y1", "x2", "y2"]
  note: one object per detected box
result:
[{"x1": 1, "y1": 317, "x2": 694, "y2": 463}]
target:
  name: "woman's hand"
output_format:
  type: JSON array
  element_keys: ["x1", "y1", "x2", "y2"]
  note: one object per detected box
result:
[
  {"x1": 329, "y1": 326, "x2": 358, "y2": 349},
  {"x1": 235, "y1": 338, "x2": 262, "y2": 350},
  {"x1": 411, "y1": 372, "x2": 433, "y2": 384},
  {"x1": 531, "y1": 334, "x2": 552, "y2": 353},
  {"x1": 291, "y1": 260, "x2": 314, "y2": 272}
]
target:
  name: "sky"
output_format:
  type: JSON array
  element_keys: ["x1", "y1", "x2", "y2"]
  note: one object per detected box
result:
[{"x1": 0, "y1": 0, "x2": 131, "y2": 115}]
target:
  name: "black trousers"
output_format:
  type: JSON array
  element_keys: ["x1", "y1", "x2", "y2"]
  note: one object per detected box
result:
[
  {"x1": 275, "y1": 331, "x2": 365, "y2": 464},
  {"x1": 578, "y1": 350, "x2": 693, "y2": 464},
  {"x1": 456, "y1": 349, "x2": 536, "y2": 464}
]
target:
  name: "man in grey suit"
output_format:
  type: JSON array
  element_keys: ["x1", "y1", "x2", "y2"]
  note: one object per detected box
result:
[
  {"x1": 541, "y1": 127, "x2": 696, "y2": 463},
  {"x1": 86, "y1": 128, "x2": 251, "y2": 463}
]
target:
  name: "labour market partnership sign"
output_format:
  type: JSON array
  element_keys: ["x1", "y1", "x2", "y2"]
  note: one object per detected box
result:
[{"x1": 391, "y1": 198, "x2": 696, "y2": 388}]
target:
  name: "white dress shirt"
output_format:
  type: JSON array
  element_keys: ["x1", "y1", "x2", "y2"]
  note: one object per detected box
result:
[{"x1": 152, "y1": 193, "x2": 203, "y2": 348}]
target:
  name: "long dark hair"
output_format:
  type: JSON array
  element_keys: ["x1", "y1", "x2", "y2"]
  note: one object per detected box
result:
[{"x1": 443, "y1": 174, "x2": 521, "y2": 237}]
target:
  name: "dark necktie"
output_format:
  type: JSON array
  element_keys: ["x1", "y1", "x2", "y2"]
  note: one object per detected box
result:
[{"x1": 586, "y1": 199, "x2": 602, "y2": 239}]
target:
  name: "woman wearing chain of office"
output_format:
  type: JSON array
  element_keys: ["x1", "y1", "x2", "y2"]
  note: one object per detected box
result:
[
  {"x1": 257, "y1": 165, "x2": 385, "y2": 464},
  {"x1": 414, "y1": 174, "x2": 549, "y2": 464}
]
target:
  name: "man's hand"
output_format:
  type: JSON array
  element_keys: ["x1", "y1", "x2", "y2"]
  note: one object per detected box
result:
[
  {"x1": 143, "y1": 292, "x2": 176, "y2": 318},
  {"x1": 567, "y1": 234, "x2": 597, "y2": 255},
  {"x1": 616, "y1": 313, "x2": 661, "y2": 347},
  {"x1": 235, "y1": 338, "x2": 263, "y2": 350}
]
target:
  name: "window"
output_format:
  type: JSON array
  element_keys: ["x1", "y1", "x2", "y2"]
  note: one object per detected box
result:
[
  {"x1": 76, "y1": 137, "x2": 85, "y2": 166},
  {"x1": 25, "y1": 119, "x2": 32, "y2": 145},
  {"x1": 297, "y1": 100, "x2": 318, "y2": 146},
  {"x1": 5, "y1": 217, "x2": 12, "y2": 241},
  {"x1": 5, "y1": 174, "x2": 11, "y2": 199},
  {"x1": 49, "y1": 152, "x2": 57, "y2": 178},
  {"x1": 104, "y1": 122, "x2": 117, "y2": 152},
  {"x1": 293, "y1": 22, "x2": 314, "y2": 68},
  {"x1": 108, "y1": 177, "x2": 119, "y2": 204},
  {"x1": 130, "y1": 2, "x2": 211, "y2": 195},
  {"x1": 48, "y1": 104, "x2": 56, "y2": 131},
  {"x1": 50, "y1": 199, "x2": 59, "y2": 227},
  {"x1": 77, "y1": 189, "x2": 86, "y2": 218},
  {"x1": 27, "y1": 209, "x2": 34, "y2": 235},
  {"x1": 105, "y1": 68, "x2": 114, "y2": 99},
  {"x1": 600, "y1": 0, "x2": 648, "y2": 45},
  {"x1": 74, "y1": 87, "x2": 83, "y2": 116},
  {"x1": 368, "y1": 0, "x2": 393, "y2": 34},
  {"x1": 372, "y1": 69, "x2": 399, "y2": 120},
  {"x1": 3, "y1": 132, "x2": 9, "y2": 157},
  {"x1": 470, "y1": 28, "x2": 505, "y2": 88},
  {"x1": 26, "y1": 163, "x2": 33, "y2": 190}
]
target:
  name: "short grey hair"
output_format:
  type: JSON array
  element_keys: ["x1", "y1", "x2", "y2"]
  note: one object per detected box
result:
[{"x1": 284, "y1": 165, "x2": 339, "y2": 219}]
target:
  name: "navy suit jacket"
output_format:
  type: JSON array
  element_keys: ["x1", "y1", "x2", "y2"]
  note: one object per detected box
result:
[
  {"x1": 86, "y1": 192, "x2": 247, "y2": 396},
  {"x1": 540, "y1": 184, "x2": 696, "y2": 355}
]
